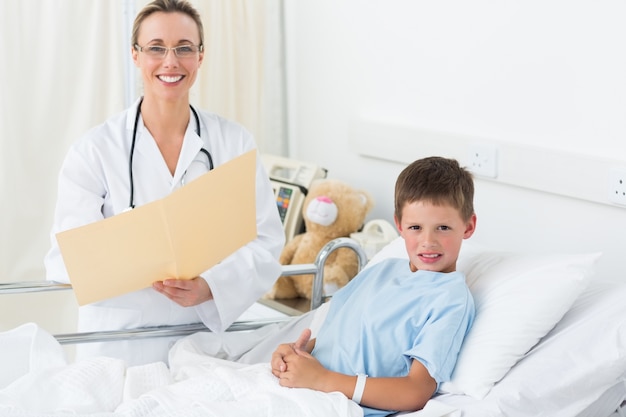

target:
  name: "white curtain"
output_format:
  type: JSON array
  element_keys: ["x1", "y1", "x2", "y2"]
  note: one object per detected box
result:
[
  {"x1": 0, "y1": 0, "x2": 286, "y2": 284},
  {"x1": 191, "y1": 0, "x2": 287, "y2": 156},
  {"x1": 0, "y1": 0, "x2": 127, "y2": 283}
]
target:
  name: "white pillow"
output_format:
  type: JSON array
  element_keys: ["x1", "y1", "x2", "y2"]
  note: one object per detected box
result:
[
  {"x1": 366, "y1": 237, "x2": 601, "y2": 399},
  {"x1": 488, "y1": 279, "x2": 626, "y2": 415}
]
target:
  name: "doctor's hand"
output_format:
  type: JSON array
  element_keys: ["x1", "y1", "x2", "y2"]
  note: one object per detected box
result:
[{"x1": 152, "y1": 277, "x2": 213, "y2": 307}]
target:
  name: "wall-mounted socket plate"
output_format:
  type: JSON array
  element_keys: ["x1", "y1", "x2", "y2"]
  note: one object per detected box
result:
[
  {"x1": 467, "y1": 144, "x2": 498, "y2": 178},
  {"x1": 608, "y1": 167, "x2": 626, "y2": 206}
]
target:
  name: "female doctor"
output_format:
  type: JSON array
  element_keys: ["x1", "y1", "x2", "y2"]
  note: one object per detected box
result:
[{"x1": 44, "y1": 0, "x2": 285, "y2": 366}]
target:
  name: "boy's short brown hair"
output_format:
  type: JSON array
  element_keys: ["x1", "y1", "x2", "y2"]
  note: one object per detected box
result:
[{"x1": 394, "y1": 156, "x2": 474, "y2": 222}]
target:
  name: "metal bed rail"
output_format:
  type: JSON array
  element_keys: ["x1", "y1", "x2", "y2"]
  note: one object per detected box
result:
[
  {"x1": 0, "y1": 237, "x2": 368, "y2": 345},
  {"x1": 53, "y1": 318, "x2": 294, "y2": 345},
  {"x1": 0, "y1": 280, "x2": 72, "y2": 294}
]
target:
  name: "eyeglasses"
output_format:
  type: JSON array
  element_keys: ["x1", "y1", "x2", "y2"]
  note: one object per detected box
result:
[{"x1": 134, "y1": 44, "x2": 203, "y2": 58}]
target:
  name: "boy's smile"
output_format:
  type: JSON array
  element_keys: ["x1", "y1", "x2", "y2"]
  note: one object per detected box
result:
[{"x1": 395, "y1": 201, "x2": 476, "y2": 273}]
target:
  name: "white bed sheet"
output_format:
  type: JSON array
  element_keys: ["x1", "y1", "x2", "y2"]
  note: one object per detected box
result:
[
  {"x1": 579, "y1": 381, "x2": 625, "y2": 417},
  {"x1": 0, "y1": 322, "x2": 362, "y2": 417}
]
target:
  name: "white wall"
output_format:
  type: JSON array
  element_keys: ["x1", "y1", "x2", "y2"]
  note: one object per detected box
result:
[{"x1": 284, "y1": 1, "x2": 626, "y2": 282}]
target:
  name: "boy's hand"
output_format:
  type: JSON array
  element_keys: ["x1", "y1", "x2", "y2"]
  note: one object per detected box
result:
[
  {"x1": 271, "y1": 329, "x2": 311, "y2": 376},
  {"x1": 276, "y1": 346, "x2": 328, "y2": 390}
]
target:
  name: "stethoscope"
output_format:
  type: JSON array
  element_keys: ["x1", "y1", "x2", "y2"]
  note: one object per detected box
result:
[{"x1": 128, "y1": 98, "x2": 214, "y2": 210}]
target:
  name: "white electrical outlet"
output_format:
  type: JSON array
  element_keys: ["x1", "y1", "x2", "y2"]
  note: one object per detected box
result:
[
  {"x1": 467, "y1": 144, "x2": 498, "y2": 178},
  {"x1": 608, "y1": 167, "x2": 626, "y2": 206}
]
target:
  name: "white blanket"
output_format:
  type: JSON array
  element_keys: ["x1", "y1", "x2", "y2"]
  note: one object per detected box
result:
[{"x1": 0, "y1": 324, "x2": 362, "y2": 417}]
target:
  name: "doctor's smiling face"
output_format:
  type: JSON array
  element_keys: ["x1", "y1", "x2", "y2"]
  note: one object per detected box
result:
[{"x1": 132, "y1": 11, "x2": 204, "y2": 103}]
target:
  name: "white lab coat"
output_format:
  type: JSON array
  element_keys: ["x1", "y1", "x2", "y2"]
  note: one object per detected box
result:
[{"x1": 44, "y1": 98, "x2": 285, "y2": 365}]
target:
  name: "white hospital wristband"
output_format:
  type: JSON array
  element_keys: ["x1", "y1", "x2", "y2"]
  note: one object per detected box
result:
[{"x1": 352, "y1": 373, "x2": 367, "y2": 404}]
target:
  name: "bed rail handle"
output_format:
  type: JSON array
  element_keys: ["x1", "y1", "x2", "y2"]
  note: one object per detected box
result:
[{"x1": 310, "y1": 237, "x2": 369, "y2": 311}]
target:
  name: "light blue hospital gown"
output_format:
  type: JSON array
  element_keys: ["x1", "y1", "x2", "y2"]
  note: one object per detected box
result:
[{"x1": 312, "y1": 258, "x2": 475, "y2": 417}]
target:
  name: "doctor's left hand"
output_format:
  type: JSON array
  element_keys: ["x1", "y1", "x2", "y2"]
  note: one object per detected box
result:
[{"x1": 152, "y1": 277, "x2": 213, "y2": 307}]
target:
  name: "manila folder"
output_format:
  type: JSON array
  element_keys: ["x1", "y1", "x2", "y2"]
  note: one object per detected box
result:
[{"x1": 56, "y1": 149, "x2": 257, "y2": 306}]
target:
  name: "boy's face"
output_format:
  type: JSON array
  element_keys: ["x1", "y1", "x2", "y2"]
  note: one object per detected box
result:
[{"x1": 394, "y1": 201, "x2": 476, "y2": 273}]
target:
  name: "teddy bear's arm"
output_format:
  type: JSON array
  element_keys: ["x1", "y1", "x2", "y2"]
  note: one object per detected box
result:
[{"x1": 278, "y1": 236, "x2": 300, "y2": 265}]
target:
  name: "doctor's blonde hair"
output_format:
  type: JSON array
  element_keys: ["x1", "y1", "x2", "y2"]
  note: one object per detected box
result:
[{"x1": 131, "y1": 0, "x2": 204, "y2": 47}]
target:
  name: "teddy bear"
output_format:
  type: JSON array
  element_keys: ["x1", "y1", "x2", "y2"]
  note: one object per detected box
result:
[{"x1": 265, "y1": 179, "x2": 374, "y2": 300}]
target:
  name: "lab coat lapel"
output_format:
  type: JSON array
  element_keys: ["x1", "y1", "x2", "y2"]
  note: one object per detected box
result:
[
  {"x1": 173, "y1": 124, "x2": 204, "y2": 186},
  {"x1": 134, "y1": 122, "x2": 173, "y2": 187}
]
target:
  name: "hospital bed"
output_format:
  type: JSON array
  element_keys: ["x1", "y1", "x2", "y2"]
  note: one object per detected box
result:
[{"x1": 1, "y1": 237, "x2": 625, "y2": 417}]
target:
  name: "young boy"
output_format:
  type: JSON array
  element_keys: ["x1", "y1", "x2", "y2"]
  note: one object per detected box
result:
[{"x1": 271, "y1": 156, "x2": 477, "y2": 416}]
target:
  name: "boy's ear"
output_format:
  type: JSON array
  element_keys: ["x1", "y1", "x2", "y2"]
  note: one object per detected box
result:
[
  {"x1": 393, "y1": 214, "x2": 402, "y2": 233},
  {"x1": 463, "y1": 214, "x2": 477, "y2": 239}
]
